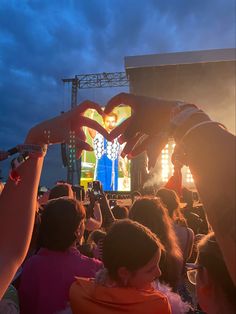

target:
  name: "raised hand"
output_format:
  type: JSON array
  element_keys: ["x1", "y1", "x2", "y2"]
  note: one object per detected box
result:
[
  {"x1": 104, "y1": 93, "x2": 177, "y2": 169},
  {"x1": 25, "y1": 100, "x2": 110, "y2": 158}
]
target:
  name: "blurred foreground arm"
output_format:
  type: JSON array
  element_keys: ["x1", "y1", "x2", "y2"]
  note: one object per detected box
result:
[
  {"x1": 0, "y1": 101, "x2": 109, "y2": 299},
  {"x1": 183, "y1": 123, "x2": 236, "y2": 285},
  {"x1": 106, "y1": 92, "x2": 236, "y2": 284},
  {"x1": 0, "y1": 153, "x2": 44, "y2": 299}
]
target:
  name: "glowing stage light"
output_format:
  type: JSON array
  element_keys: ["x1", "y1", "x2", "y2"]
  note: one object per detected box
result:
[{"x1": 160, "y1": 141, "x2": 194, "y2": 185}]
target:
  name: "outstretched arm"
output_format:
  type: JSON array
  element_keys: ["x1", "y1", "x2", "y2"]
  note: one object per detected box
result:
[
  {"x1": 0, "y1": 154, "x2": 44, "y2": 299},
  {"x1": 0, "y1": 101, "x2": 109, "y2": 299},
  {"x1": 182, "y1": 123, "x2": 236, "y2": 284},
  {"x1": 105, "y1": 92, "x2": 236, "y2": 284}
]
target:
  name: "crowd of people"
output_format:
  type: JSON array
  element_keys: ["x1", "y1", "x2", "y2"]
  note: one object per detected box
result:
[{"x1": 0, "y1": 93, "x2": 235, "y2": 313}]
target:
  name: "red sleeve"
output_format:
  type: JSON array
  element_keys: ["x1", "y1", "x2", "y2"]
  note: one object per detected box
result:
[{"x1": 165, "y1": 167, "x2": 182, "y2": 197}]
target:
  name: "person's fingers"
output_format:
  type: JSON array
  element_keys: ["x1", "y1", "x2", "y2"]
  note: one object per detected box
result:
[
  {"x1": 76, "y1": 140, "x2": 93, "y2": 159},
  {"x1": 122, "y1": 115, "x2": 141, "y2": 141},
  {"x1": 120, "y1": 133, "x2": 143, "y2": 158},
  {"x1": 108, "y1": 117, "x2": 132, "y2": 141},
  {"x1": 127, "y1": 135, "x2": 150, "y2": 158},
  {"x1": 76, "y1": 100, "x2": 104, "y2": 116},
  {"x1": 104, "y1": 92, "x2": 137, "y2": 114},
  {"x1": 75, "y1": 129, "x2": 93, "y2": 159},
  {"x1": 108, "y1": 112, "x2": 140, "y2": 143},
  {"x1": 127, "y1": 133, "x2": 168, "y2": 169},
  {"x1": 146, "y1": 133, "x2": 169, "y2": 170},
  {"x1": 118, "y1": 135, "x2": 126, "y2": 144},
  {"x1": 78, "y1": 128, "x2": 87, "y2": 142},
  {"x1": 73, "y1": 116, "x2": 110, "y2": 140}
]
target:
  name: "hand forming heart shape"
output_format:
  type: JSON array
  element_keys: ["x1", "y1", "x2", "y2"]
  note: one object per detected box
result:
[
  {"x1": 25, "y1": 93, "x2": 182, "y2": 169},
  {"x1": 103, "y1": 93, "x2": 177, "y2": 169}
]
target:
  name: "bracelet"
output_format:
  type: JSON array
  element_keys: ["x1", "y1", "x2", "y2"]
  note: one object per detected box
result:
[
  {"x1": 171, "y1": 106, "x2": 201, "y2": 126},
  {"x1": 9, "y1": 146, "x2": 47, "y2": 184},
  {"x1": 0, "y1": 144, "x2": 47, "y2": 161},
  {"x1": 179, "y1": 121, "x2": 227, "y2": 144},
  {"x1": 9, "y1": 153, "x2": 29, "y2": 184},
  {"x1": 167, "y1": 103, "x2": 227, "y2": 167},
  {"x1": 17, "y1": 144, "x2": 47, "y2": 155},
  {"x1": 168, "y1": 101, "x2": 214, "y2": 143},
  {"x1": 169, "y1": 104, "x2": 210, "y2": 136}
]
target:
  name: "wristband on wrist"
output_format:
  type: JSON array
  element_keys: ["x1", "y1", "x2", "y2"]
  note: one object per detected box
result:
[
  {"x1": 167, "y1": 102, "x2": 227, "y2": 166},
  {"x1": 179, "y1": 121, "x2": 227, "y2": 144},
  {"x1": 8, "y1": 145, "x2": 47, "y2": 184},
  {"x1": 0, "y1": 144, "x2": 47, "y2": 161},
  {"x1": 9, "y1": 153, "x2": 29, "y2": 184},
  {"x1": 169, "y1": 102, "x2": 210, "y2": 137}
]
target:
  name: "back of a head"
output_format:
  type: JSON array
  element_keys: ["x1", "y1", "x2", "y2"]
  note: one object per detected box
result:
[
  {"x1": 87, "y1": 229, "x2": 106, "y2": 245},
  {"x1": 38, "y1": 198, "x2": 85, "y2": 251},
  {"x1": 103, "y1": 219, "x2": 163, "y2": 281},
  {"x1": 197, "y1": 233, "x2": 236, "y2": 309},
  {"x1": 156, "y1": 188, "x2": 179, "y2": 215},
  {"x1": 112, "y1": 205, "x2": 129, "y2": 219},
  {"x1": 141, "y1": 186, "x2": 156, "y2": 197},
  {"x1": 129, "y1": 198, "x2": 170, "y2": 246},
  {"x1": 49, "y1": 183, "x2": 73, "y2": 200},
  {"x1": 157, "y1": 188, "x2": 186, "y2": 226},
  {"x1": 129, "y1": 197, "x2": 183, "y2": 289}
]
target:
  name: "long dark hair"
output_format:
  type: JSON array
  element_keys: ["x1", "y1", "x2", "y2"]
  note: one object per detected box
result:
[
  {"x1": 129, "y1": 197, "x2": 183, "y2": 290},
  {"x1": 156, "y1": 188, "x2": 187, "y2": 226}
]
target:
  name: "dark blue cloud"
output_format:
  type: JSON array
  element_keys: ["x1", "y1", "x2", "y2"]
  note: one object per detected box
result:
[{"x1": 0, "y1": 0, "x2": 235, "y2": 185}]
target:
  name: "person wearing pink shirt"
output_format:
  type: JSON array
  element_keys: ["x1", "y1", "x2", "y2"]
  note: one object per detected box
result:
[{"x1": 18, "y1": 197, "x2": 102, "y2": 314}]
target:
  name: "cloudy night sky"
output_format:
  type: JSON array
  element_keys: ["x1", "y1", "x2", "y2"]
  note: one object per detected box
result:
[{"x1": 0, "y1": 0, "x2": 235, "y2": 186}]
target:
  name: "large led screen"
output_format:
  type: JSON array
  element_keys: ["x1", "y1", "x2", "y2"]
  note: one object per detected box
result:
[{"x1": 81, "y1": 106, "x2": 131, "y2": 191}]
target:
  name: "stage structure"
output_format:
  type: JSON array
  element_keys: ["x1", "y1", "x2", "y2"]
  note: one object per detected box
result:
[
  {"x1": 125, "y1": 48, "x2": 236, "y2": 190},
  {"x1": 61, "y1": 48, "x2": 235, "y2": 191},
  {"x1": 62, "y1": 72, "x2": 129, "y2": 185}
]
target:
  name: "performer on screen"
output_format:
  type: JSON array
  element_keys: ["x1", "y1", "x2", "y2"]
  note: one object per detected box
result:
[{"x1": 88, "y1": 112, "x2": 128, "y2": 191}]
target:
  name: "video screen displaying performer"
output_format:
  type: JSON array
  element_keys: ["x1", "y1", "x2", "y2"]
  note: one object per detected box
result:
[{"x1": 81, "y1": 106, "x2": 131, "y2": 191}]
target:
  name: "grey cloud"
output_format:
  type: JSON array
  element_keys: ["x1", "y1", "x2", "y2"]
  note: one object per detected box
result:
[{"x1": 0, "y1": 0, "x2": 235, "y2": 184}]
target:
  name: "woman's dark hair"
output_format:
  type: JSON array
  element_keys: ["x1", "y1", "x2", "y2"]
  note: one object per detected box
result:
[
  {"x1": 156, "y1": 188, "x2": 187, "y2": 226},
  {"x1": 197, "y1": 233, "x2": 236, "y2": 308},
  {"x1": 87, "y1": 229, "x2": 106, "y2": 245},
  {"x1": 38, "y1": 198, "x2": 85, "y2": 251},
  {"x1": 103, "y1": 219, "x2": 163, "y2": 281},
  {"x1": 112, "y1": 205, "x2": 129, "y2": 219},
  {"x1": 48, "y1": 183, "x2": 72, "y2": 200},
  {"x1": 129, "y1": 197, "x2": 183, "y2": 289}
]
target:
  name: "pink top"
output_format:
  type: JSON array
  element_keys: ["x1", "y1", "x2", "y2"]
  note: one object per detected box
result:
[{"x1": 18, "y1": 247, "x2": 103, "y2": 314}]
